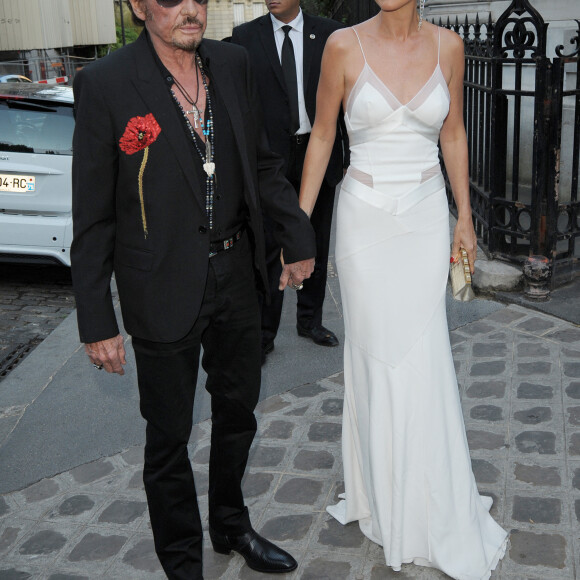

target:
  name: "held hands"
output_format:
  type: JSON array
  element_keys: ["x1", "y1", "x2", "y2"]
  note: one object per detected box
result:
[
  {"x1": 279, "y1": 255, "x2": 315, "y2": 291},
  {"x1": 85, "y1": 334, "x2": 127, "y2": 375},
  {"x1": 451, "y1": 217, "x2": 477, "y2": 274}
]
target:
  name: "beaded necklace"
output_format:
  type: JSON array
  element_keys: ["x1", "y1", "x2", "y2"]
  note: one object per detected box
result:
[{"x1": 171, "y1": 53, "x2": 216, "y2": 230}]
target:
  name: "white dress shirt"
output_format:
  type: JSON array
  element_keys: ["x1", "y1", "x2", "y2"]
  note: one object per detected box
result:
[{"x1": 270, "y1": 9, "x2": 312, "y2": 135}]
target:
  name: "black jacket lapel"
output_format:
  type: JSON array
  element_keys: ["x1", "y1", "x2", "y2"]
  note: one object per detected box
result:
[
  {"x1": 130, "y1": 34, "x2": 205, "y2": 214},
  {"x1": 258, "y1": 15, "x2": 287, "y2": 94},
  {"x1": 302, "y1": 13, "x2": 316, "y2": 96}
]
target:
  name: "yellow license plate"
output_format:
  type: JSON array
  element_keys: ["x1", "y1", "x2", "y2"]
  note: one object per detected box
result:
[{"x1": 0, "y1": 174, "x2": 36, "y2": 193}]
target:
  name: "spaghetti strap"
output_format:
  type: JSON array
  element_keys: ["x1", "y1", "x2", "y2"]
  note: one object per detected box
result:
[
  {"x1": 352, "y1": 27, "x2": 367, "y2": 63},
  {"x1": 437, "y1": 28, "x2": 441, "y2": 65}
]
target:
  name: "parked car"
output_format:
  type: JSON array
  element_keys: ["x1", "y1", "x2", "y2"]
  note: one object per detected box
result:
[
  {"x1": 0, "y1": 83, "x2": 74, "y2": 265},
  {"x1": 0, "y1": 75, "x2": 33, "y2": 83}
]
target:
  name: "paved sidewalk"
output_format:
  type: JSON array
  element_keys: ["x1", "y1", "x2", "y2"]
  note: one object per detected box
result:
[
  {"x1": 0, "y1": 264, "x2": 75, "y2": 380},
  {"x1": 1, "y1": 304, "x2": 579, "y2": 579}
]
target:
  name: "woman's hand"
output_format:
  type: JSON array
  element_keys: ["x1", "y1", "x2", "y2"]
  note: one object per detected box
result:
[{"x1": 452, "y1": 217, "x2": 477, "y2": 274}]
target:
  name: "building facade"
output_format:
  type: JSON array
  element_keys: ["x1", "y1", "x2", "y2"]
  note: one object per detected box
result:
[
  {"x1": 0, "y1": 0, "x2": 116, "y2": 81},
  {"x1": 0, "y1": 0, "x2": 269, "y2": 80},
  {"x1": 206, "y1": 0, "x2": 268, "y2": 40}
]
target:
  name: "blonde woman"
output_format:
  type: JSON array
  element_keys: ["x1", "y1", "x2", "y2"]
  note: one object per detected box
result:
[{"x1": 299, "y1": 1, "x2": 508, "y2": 578}]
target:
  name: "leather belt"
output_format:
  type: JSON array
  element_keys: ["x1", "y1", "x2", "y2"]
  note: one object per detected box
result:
[
  {"x1": 209, "y1": 228, "x2": 243, "y2": 258},
  {"x1": 291, "y1": 133, "x2": 310, "y2": 146}
]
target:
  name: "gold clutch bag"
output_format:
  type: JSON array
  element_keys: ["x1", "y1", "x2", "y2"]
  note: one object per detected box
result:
[{"x1": 450, "y1": 248, "x2": 475, "y2": 302}]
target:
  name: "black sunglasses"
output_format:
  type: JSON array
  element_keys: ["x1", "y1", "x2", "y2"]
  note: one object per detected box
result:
[{"x1": 155, "y1": 0, "x2": 208, "y2": 7}]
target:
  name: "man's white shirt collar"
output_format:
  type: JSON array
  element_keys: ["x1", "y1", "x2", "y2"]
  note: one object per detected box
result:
[{"x1": 270, "y1": 9, "x2": 303, "y2": 34}]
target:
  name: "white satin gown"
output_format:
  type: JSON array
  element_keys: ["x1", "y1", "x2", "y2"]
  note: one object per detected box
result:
[{"x1": 328, "y1": 28, "x2": 509, "y2": 580}]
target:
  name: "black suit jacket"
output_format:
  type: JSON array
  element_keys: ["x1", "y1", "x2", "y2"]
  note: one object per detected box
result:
[
  {"x1": 71, "y1": 32, "x2": 315, "y2": 344},
  {"x1": 232, "y1": 13, "x2": 348, "y2": 187}
]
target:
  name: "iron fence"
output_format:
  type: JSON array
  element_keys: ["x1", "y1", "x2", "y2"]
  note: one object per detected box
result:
[
  {"x1": 331, "y1": 0, "x2": 580, "y2": 287},
  {"x1": 549, "y1": 27, "x2": 580, "y2": 285},
  {"x1": 439, "y1": 1, "x2": 580, "y2": 286}
]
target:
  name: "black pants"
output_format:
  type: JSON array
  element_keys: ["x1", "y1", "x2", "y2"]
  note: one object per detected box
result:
[
  {"x1": 260, "y1": 137, "x2": 336, "y2": 346},
  {"x1": 132, "y1": 235, "x2": 260, "y2": 580}
]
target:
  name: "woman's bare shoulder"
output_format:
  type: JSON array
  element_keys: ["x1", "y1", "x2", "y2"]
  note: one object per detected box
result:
[
  {"x1": 438, "y1": 25, "x2": 465, "y2": 56},
  {"x1": 326, "y1": 26, "x2": 359, "y2": 54}
]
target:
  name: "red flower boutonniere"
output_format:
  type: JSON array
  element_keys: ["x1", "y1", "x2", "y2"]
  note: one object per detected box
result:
[{"x1": 119, "y1": 113, "x2": 161, "y2": 237}]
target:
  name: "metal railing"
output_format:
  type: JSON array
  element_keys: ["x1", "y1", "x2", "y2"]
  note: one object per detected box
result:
[
  {"x1": 331, "y1": 0, "x2": 580, "y2": 287},
  {"x1": 437, "y1": 2, "x2": 580, "y2": 286}
]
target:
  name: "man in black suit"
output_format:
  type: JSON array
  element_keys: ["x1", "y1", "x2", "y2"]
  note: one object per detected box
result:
[
  {"x1": 70, "y1": 0, "x2": 315, "y2": 578},
  {"x1": 232, "y1": 0, "x2": 348, "y2": 363}
]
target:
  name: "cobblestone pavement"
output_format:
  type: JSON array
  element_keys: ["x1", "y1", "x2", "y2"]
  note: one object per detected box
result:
[
  {"x1": 0, "y1": 264, "x2": 75, "y2": 380},
  {"x1": 1, "y1": 304, "x2": 580, "y2": 579}
]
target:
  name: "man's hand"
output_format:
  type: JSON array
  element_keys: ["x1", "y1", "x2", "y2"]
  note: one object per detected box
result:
[
  {"x1": 85, "y1": 334, "x2": 127, "y2": 375},
  {"x1": 279, "y1": 258, "x2": 315, "y2": 291}
]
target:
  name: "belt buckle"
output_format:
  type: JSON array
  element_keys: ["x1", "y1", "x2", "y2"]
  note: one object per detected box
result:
[{"x1": 209, "y1": 229, "x2": 242, "y2": 258}]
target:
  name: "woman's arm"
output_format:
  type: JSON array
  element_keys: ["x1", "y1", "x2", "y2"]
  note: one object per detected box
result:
[
  {"x1": 439, "y1": 30, "x2": 478, "y2": 272},
  {"x1": 299, "y1": 31, "x2": 348, "y2": 217}
]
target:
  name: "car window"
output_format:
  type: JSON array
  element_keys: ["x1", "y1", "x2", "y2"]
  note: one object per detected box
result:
[{"x1": 0, "y1": 102, "x2": 74, "y2": 155}]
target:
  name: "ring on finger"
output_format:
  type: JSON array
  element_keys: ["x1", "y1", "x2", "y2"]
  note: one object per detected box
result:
[{"x1": 93, "y1": 363, "x2": 103, "y2": 370}]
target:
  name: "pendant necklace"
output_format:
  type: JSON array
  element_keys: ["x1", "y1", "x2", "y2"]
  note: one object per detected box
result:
[
  {"x1": 170, "y1": 53, "x2": 216, "y2": 228},
  {"x1": 172, "y1": 71, "x2": 203, "y2": 128}
]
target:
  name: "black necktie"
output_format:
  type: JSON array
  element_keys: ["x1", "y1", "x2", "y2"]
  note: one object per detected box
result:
[{"x1": 281, "y1": 25, "x2": 300, "y2": 135}]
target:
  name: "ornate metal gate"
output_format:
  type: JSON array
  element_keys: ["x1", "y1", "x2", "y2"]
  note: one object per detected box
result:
[
  {"x1": 548, "y1": 24, "x2": 580, "y2": 285},
  {"x1": 331, "y1": 0, "x2": 580, "y2": 287},
  {"x1": 442, "y1": 0, "x2": 580, "y2": 287}
]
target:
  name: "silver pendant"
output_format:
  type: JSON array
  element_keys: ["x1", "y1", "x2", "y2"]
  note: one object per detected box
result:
[
  {"x1": 203, "y1": 138, "x2": 214, "y2": 176},
  {"x1": 185, "y1": 107, "x2": 201, "y2": 128}
]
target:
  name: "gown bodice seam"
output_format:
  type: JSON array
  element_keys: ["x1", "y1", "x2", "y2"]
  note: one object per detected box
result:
[{"x1": 346, "y1": 26, "x2": 449, "y2": 121}]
